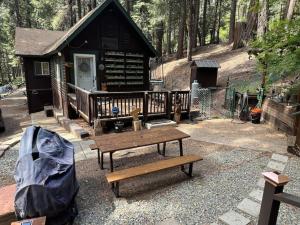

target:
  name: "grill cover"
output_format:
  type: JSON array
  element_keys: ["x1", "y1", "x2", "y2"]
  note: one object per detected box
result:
[{"x1": 14, "y1": 126, "x2": 79, "y2": 225}]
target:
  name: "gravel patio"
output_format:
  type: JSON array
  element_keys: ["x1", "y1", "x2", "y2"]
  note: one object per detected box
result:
[{"x1": 1, "y1": 119, "x2": 300, "y2": 225}]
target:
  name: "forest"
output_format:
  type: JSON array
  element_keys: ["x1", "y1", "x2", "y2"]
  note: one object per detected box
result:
[{"x1": 0, "y1": 0, "x2": 299, "y2": 90}]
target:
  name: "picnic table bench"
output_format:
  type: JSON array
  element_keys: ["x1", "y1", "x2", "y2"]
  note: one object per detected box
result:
[
  {"x1": 90, "y1": 127, "x2": 190, "y2": 172},
  {"x1": 90, "y1": 127, "x2": 203, "y2": 197}
]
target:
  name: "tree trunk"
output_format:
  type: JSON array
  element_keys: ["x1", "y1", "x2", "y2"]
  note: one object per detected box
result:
[
  {"x1": 211, "y1": 0, "x2": 219, "y2": 44},
  {"x1": 156, "y1": 21, "x2": 164, "y2": 57},
  {"x1": 233, "y1": 0, "x2": 258, "y2": 49},
  {"x1": 192, "y1": 0, "x2": 200, "y2": 48},
  {"x1": 68, "y1": 0, "x2": 74, "y2": 27},
  {"x1": 287, "y1": 0, "x2": 296, "y2": 20},
  {"x1": 228, "y1": 0, "x2": 237, "y2": 43},
  {"x1": 176, "y1": 0, "x2": 186, "y2": 59},
  {"x1": 187, "y1": 0, "x2": 195, "y2": 62},
  {"x1": 14, "y1": 0, "x2": 22, "y2": 27},
  {"x1": 201, "y1": 0, "x2": 208, "y2": 46},
  {"x1": 93, "y1": 0, "x2": 97, "y2": 8},
  {"x1": 125, "y1": 0, "x2": 131, "y2": 15},
  {"x1": 216, "y1": 0, "x2": 222, "y2": 43},
  {"x1": 167, "y1": 0, "x2": 172, "y2": 55},
  {"x1": 25, "y1": 0, "x2": 32, "y2": 27},
  {"x1": 77, "y1": 0, "x2": 82, "y2": 19},
  {"x1": 87, "y1": 0, "x2": 92, "y2": 11},
  {"x1": 257, "y1": 0, "x2": 269, "y2": 37},
  {"x1": 0, "y1": 60, "x2": 4, "y2": 84}
]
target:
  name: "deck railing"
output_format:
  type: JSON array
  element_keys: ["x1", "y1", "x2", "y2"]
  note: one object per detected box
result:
[{"x1": 67, "y1": 83, "x2": 191, "y2": 125}]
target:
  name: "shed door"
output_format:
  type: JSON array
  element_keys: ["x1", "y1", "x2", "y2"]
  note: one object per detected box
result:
[{"x1": 74, "y1": 54, "x2": 96, "y2": 91}]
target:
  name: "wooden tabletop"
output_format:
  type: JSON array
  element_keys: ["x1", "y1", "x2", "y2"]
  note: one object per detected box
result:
[{"x1": 91, "y1": 127, "x2": 190, "y2": 153}]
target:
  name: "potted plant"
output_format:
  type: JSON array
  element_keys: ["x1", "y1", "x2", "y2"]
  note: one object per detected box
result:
[{"x1": 250, "y1": 107, "x2": 262, "y2": 124}]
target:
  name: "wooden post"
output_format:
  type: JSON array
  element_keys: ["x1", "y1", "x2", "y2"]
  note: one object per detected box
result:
[
  {"x1": 143, "y1": 92, "x2": 149, "y2": 122},
  {"x1": 166, "y1": 91, "x2": 172, "y2": 119},
  {"x1": 94, "y1": 118, "x2": 103, "y2": 136},
  {"x1": 174, "y1": 93, "x2": 182, "y2": 124},
  {"x1": 258, "y1": 172, "x2": 289, "y2": 225},
  {"x1": 133, "y1": 120, "x2": 142, "y2": 131}
]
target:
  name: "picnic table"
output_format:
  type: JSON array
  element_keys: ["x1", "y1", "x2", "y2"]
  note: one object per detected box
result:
[{"x1": 90, "y1": 127, "x2": 190, "y2": 172}]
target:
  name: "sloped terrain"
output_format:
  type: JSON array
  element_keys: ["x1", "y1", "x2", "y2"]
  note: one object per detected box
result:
[{"x1": 154, "y1": 44, "x2": 258, "y2": 91}]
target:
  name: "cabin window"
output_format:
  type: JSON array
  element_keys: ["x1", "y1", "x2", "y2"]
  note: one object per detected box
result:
[{"x1": 34, "y1": 61, "x2": 50, "y2": 76}]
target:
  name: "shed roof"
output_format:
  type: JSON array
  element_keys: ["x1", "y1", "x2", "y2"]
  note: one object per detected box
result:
[
  {"x1": 191, "y1": 60, "x2": 221, "y2": 68},
  {"x1": 15, "y1": 0, "x2": 157, "y2": 57}
]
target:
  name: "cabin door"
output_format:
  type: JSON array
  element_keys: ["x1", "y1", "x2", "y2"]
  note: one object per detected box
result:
[{"x1": 74, "y1": 54, "x2": 97, "y2": 91}]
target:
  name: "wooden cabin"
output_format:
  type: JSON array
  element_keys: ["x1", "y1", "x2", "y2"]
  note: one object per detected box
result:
[
  {"x1": 190, "y1": 60, "x2": 220, "y2": 88},
  {"x1": 15, "y1": 0, "x2": 157, "y2": 115}
]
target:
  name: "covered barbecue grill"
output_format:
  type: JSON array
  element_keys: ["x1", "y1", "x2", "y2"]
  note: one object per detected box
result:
[{"x1": 14, "y1": 126, "x2": 79, "y2": 225}]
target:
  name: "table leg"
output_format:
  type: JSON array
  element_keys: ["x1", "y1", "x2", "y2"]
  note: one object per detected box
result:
[
  {"x1": 97, "y1": 149, "x2": 100, "y2": 164},
  {"x1": 109, "y1": 152, "x2": 114, "y2": 172},
  {"x1": 179, "y1": 139, "x2": 184, "y2": 171},
  {"x1": 163, "y1": 142, "x2": 166, "y2": 156},
  {"x1": 179, "y1": 139, "x2": 183, "y2": 156},
  {"x1": 157, "y1": 143, "x2": 161, "y2": 155},
  {"x1": 100, "y1": 152, "x2": 104, "y2": 170}
]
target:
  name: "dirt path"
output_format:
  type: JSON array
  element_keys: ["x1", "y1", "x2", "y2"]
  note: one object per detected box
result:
[{"x1": 0, "y1": 87, "x2": 30, "y2": 141}]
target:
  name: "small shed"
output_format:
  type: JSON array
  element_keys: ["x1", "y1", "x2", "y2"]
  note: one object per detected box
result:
[{"x1": 190, "y1": 60, "x2": 220, "y2": 88}]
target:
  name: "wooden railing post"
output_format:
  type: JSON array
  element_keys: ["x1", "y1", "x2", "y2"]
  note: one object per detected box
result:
[
  {"x1": 258, "y1": 172, "x2": 290, "y2": 225},
  {"x1": 143, "y1": 92, "x2": 149, "y2": 122},
  {"x1": 166, "y1": 91, "x2": 172, "y2": 119}
]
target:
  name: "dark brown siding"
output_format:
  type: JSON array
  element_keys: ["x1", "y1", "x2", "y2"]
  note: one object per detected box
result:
[
  {"x1": 23, "y1": 57, "x2": 53, "y2": 113},
  {"x1": 62, "y1": 2, "x2": 152, "y2": 92}
]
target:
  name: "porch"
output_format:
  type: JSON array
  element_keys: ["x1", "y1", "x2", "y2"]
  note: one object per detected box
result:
[{"x1": 67, "y1": 83, "x2": 191, "y2": 126}]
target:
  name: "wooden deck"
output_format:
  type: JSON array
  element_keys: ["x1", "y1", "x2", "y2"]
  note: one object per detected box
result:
[{"x1": 67, "y1": 83, "x2": 191, "y2": 125}]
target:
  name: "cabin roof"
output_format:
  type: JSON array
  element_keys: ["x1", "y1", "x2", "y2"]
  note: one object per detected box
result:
[
  {"x1": 15, "y1": 28, "x2": 66, "y2": 56},
  {"x1": 191, "y1": 60, "x2": 221, "y2": 68},
  {"x1": 15, "y1": 0, "x2": 157, "y2": 57}
]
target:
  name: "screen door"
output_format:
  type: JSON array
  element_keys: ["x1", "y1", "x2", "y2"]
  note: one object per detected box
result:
[{"x1": 74, "y1": 54, "x2": 96, "y2": 91}]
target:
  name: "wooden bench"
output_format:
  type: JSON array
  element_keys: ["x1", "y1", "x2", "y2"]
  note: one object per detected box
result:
[{"x1": 106, "y1": 155, "x2": 203, "y2": 197}]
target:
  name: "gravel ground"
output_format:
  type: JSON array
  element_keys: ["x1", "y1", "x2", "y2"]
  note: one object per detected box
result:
[
  {"x1": 1, "y1": 139, "x2": 299, "y2": 225},
  {"x1": 0, "y1": 87, "x2": 30, "y2": 141},
  {"x1": 0, "y1": 144, "x2": 19, "y2": 187}
]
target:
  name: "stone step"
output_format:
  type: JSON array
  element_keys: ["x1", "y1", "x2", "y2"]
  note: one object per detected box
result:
[
  {"x1": 257, "y1": 178, "x2": 265, "y2": 188},
  {"x1": 249, "y1": 189, "x2": 264, "y2": 202},
  {"x1": 219, "y1": 210, "x2": 251, "y2": 225},
  {"x1": 237, "y1": 198, "x2": 261, "y2": 218},
  {"x1": 271, "y1": 154, "x2": 288, "y2": 163},
  {"x1": 145, "y1": 119, "x2": 177, "y2": 129},
  {"x1": 267, "y1": 161, "x2": 285, "y2": 172}
]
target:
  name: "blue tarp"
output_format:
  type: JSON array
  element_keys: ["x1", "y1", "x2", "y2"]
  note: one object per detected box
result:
[{"x1": 14, "y1": 126, "x2": 79, "y2": 225}]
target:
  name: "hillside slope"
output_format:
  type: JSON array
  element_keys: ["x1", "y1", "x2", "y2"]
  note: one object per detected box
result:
[{"x1": 155, "y1": 44, "x2": 258, "y2": 91}]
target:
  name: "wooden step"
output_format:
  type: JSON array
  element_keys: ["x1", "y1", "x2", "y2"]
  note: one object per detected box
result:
[{"x1": 106, "y1": 155, "x2": 203, "y2": 183}]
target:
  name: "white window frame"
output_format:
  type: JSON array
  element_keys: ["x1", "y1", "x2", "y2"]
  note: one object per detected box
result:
[
  {"x1": 34, "y1": 61, "x2": 50, "y2": 76},
  {"x1": 55, "y1": 58, "x2": 61, "y2": 81},
  {"x1": 74, "y1": 53, "x2": 97, "y2": 90}
]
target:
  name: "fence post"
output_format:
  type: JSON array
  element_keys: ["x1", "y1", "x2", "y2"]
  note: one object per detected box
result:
[
  {"x1": 143, "y1": 92, "x2": 149, "y2": 122},
  {"x1": 258, "y1": 172, "x2": 290, "y2": 225}
]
